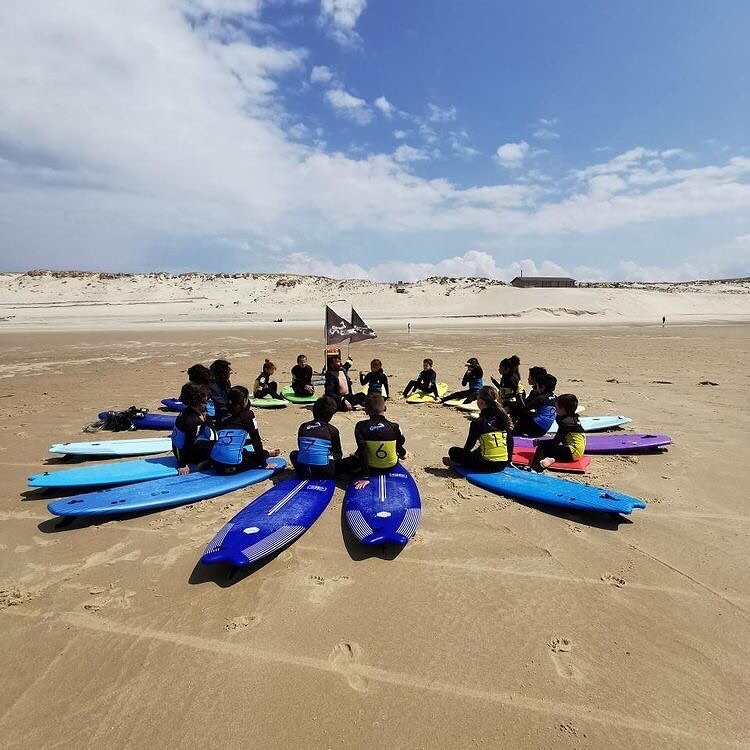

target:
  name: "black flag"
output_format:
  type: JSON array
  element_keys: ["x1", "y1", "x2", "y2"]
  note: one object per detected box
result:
[
  {"x1": 349, "y1": 308, "x2": 376, "y2": 342},
  {"x1": 325, "y1": 306, "x2": 355, "y2": 344}
]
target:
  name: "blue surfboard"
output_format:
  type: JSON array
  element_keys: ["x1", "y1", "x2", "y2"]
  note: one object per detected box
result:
[
  {"x1": 161, "y1": 398, "x2": 186, "y2": 412},
  {"x1": 47, "y1": 458, "x2": 285, "y2": 517},
  {"x1": 49, "y1": 437, "x2": 173, "y2": 457},
  {"x1": 201, "y1": 478, "x2": 335, "y2": 567},
  {"x1": 453, "y1": 465, "x2": 646, "y2": 514},
  {"x1": 30, "y1": 445, "x2": 254, "y2": 489},
  {"x1": 344, "y1": 464, "x2": 421, "y2": 545},
  {"x1": 97, "y1": 412, "x2": 177, "y2": 431}
]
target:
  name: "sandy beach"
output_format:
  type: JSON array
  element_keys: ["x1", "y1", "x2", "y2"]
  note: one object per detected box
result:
[{"x1": 1, "y1": 312, "x2": 749, "y2": 748}]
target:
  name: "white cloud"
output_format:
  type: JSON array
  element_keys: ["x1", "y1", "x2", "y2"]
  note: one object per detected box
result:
[
  {"x1": 427, "y1": 103, "x2": 457, "y2": 123},
  {"x1": 324, "y1": 88, "x2": 372, "y2": 124},
  {"x1": 319, "y1": 0, "x2": 367, "y2": 46},
  {"x1": 449, "y1": 129, "x2": 479, "y2": 160},
  {"x1": 496, "y1": 141, "x2": 530, "y2": 168},
  {"x1": 392, "y1": 144, "x2": 428, "y2": 164},
  {"x1": 393, "y1": 129, "x2": 407, "y2": 140},
  {"x1": 1, "y1": 3, "x2": 750, "y2": 279},
  {"x1": 735, "y1": 234, "x2": 750, "y2": 243},
  {"x1": 533, "y1": 117, "x2": 559, "y2": 141},
  {"x1": 374, "y1": 95, "x2": 394, "y2": 117},
  {"x1": 310, "y1": 64, "x2": 334, "y2": 84}
]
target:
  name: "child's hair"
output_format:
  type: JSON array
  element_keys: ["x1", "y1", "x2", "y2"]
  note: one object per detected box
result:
[
  {"x1": 179, "y1": 382, "x2": 208, "y2": 407},
  {"x1": 466, "y1": 357, "x2": 480, "y2": 367},
  {"x1": 477, "y1": 386, "x2": 513, "y2": 430},
  {"x1": 210, "y1": 359, "x2": 231, "y2": 379},
  {"x1": 528, "y1": 366, "x2": 547, "y2": 383},
  {"x1": 227, "y1": 386, "x2": 249, "y2": 412},
  {"x1": 187, "y1": 364, "x2": 211, "y2": 385},
  {"x1": 262, "y1": 359, "x2": 276, "y2": 373},
  {"x1": 541, "y1": 373, "x2": 558, "y2": 393},
  {"x1": 365, "y1": 393, "x2": 386, "y2": 415},
  {"x1": 499, "y1": 357, "x2": 510, "y2": 371},
  {"x1": 296, "y1": 354, "x2": 307, "y2": 364},
  {"x1": 556, "y1": 393, "x2": 578, "y2": 415},
  {"x1": 509, "y1": 355, "x2": 520, "y2": 369},
  {"x1": 477, "y1": 385, "x2": 499, "y2": 405},
  {"x1": 370, "y1": 358, "x2": 382, "y2": 371},
  {"x1": 312, "y1": 396, "x2": 337, "y2": 422},
  {"x1": 422, "y1": 358, "x2": 433, "y2": 367}
]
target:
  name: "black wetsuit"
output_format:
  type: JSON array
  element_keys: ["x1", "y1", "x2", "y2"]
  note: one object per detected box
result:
[
  {"x1": 444, "y1": 365, "x2": 484, "y2": 404},
  {"x1": 513, "y1": 391, "x2": 557, "y2": 437},
  {"x1": 208, "y1": 378, "x2": 232, "y2": 422},
  {"x1": 210, "y1": 408, "x2": 271, "y2": 473},
  {"x1": 172, "y1": 407, "x2": 215, "y2": 468},
  {"x1": 253, "y1": 372, "x2": 280, "y2": 400},
  {"x1": 340, "y1": 415, "x2": 406, "y2": 477},
  {"x1": 403, "y1": 369, "x2": 439, "y2": 399},
  {"x1": 449, "y1": 405, "x2": 513, "y2": 472},
  {"x1": 532, "y1": 414, "x2": 586, "y2": 467},
  {"x1": 360, "y1": 370, "x2": 389, "y2": 398},
  {"x1": 291, "y1": 364, "x2": 313, "y2": 396},
  {"x1": 290, "y1": 419, "x2": 343, "y2": 478}
]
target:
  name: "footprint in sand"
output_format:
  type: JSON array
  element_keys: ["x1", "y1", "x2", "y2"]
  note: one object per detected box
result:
[
  {"x1": 0, "y1": 585, "x2": 34, "y2": 608},
  {"x1": 547, "y1": 638, "x2": 583, "y2": 680},
  {"x1": 225, "y1": 614, "x2": 258, "y2": 632},
  {"x1": 601, "y1": 573, "x2": 626, "y2": 588},
  {"x1": 307, "y1": 575, "x2": 352, "y2": 604},
  {"x1": 329, "y1": 641, "x2": 368, "y2": 692}
]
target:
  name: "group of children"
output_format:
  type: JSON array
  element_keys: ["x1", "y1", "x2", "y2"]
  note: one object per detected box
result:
[{"x1": 170, "y1": 353, "x2": 585, "y2": 482}]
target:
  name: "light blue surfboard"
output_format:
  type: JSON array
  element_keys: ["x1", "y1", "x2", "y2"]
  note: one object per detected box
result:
[
  {"x1": 49, "y1": 438, "x2": 172, "y2": 457},
  {"x1": 344, "y1": 464, "x2": 421, "y2": 545},
  {"x1": 47, "y1": 458, "x2": 285, "y2": 517},
  {"x1": 547, "y1": 415, "x2": 631, "y2": 433},
  {"x1": 201, "y1": 478, "x2": 335, "y2": 567},
  {"x1": 453, "y1": 465, "x2": 646, "y2": 514}
]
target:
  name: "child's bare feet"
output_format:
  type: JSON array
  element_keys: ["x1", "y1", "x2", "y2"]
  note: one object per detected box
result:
[
  {"x1": 441, "y1": 456, "x2": 452, "y2": 467},
  {"x1": 539, "y1": 457, "x2": 555, "y2": 470}
]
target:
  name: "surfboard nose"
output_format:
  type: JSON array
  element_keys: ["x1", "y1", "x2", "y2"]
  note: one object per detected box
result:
[{"x1": 201, "y1": 550, "x2": 248, "y2": 567}]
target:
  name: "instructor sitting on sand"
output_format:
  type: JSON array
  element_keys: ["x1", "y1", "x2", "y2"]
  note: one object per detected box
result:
[{"x1": 325, "y1": 355, "x2": 365, "y2": 411}]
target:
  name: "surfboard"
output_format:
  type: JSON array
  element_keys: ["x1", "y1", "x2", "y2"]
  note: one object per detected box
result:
[
  {"x1": 512, "y1": 433, "x2": 671, "y2": 454},
  {"x1": 453, "y1": 465, "x2": 646, "y2": 514},
  {"x1": 31, "y1": 456, "x2": 182, "y2": 489},
  {"x1": 97, "y1": 411, "x2": 176, "y2": 430},
  {"x1": 547, "y1": 416, "x2": 631, "y2": 433},
  {"x1": 249, "y1": 396, "x2": 288, "y2": 409},
  {"x1": 511, "y1": 447, "x2": 591, "y2": 473},
  {"x1": 344, "y1": 464, "x2": 421, "y2": 545},
  {"x1": 161, "y1": 398, "x2": 186, "y2": 412},
  {"x1": 31, "y1": 444, "x2": 255, "y2": 489},
  {"x1": 49, "y1": 438, "x2": 173, "y2": 457},
  {"x1": 445, "y1": 398, "x2": 480, "y2": 412},
  {"x1": 47, "y1": 458, "x2": 285, "y2": 517},
  {"x1": 281, "y1": 386, "x2": 318, "y2": 404},
  {"x1": 405, "y1": 382, "x2": 448, "y2": 404},
  {"x1": 201, "y1": 478, "x2": 335, "y2": 568}
]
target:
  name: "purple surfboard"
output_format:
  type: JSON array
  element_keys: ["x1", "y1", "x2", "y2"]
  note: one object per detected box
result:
[
  {"x1": 97, "y1": 411, "x2": 177, "y2": 431},
  {"x1": 513, "y1": 433, "x2": 671, "y2": 454}
]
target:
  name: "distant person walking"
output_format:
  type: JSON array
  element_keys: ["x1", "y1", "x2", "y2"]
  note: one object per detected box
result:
[
  {"x1": 662, "y1": 316, "x2": 666, "y2": 327},
  {"x1": 407, "y1": 322, "x2": 411, "y2": 334}
]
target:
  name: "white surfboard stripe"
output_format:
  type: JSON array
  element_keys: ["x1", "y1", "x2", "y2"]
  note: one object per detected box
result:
[
  {"x1": 346, "y1": 510, "x2": 373, "y2": 540},
  {"x1": 379, "y1": 474, "x2": 387, "y2": 503},
  {"x1": 241, "y1": 525, "x2": 305, "y2": 563},
  {"x1": 267, "y1": 480, "x2": 308, "y2": 515},
  {"x1": 396, "y1": 508, "x2": 421, "y2": 538},
  {"x1": 203, "y1": 522, "x2": 234, "y2": 555}
]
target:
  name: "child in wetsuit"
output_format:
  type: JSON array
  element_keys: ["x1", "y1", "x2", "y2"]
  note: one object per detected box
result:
[
  {"x1": 513, "y1": 373, "x2": 557, "y2": 437},
  {"x1": 209, "y1": 359, "x2": 233, "y2": 422},
  {"x1": 531, "y1": 393, "x2": 586, "y2": 471},
  {"x1": 402, "y1": 358, "x2": 441, "y2": 401},
  {"x1": 443, "y1": 357, "x2": 484, "y2": 404},
  {"x1": 491, "y1": 357, "x2": 523, "y2": 407},
  {"x1": 360, "y1": 359, "x2": 389, "y2": 399},
  {"x1": 291, "y1": 354, "x2": 314, "y2": 397},
  {"x1": 253, "y1": 359, "x2": 281, "y2": 400},
  {"x1": 172, "y1": 383, "x2": 216, "y2": 475},
  {"x1": 341, "y1": 394, "x2": 407, "y2": 489},
  {"x1": 186, "y1": 363, "x2": 216, "y2": 423},
  {"x1": 289, "y1": 396, "x2": 343, "y2": 479},
  {"x1": 209, "y1": 386, "x2": 280, "y2": 474},
  {"x1": 443, "y1": 386, "x2": 514, "y2": 472}
]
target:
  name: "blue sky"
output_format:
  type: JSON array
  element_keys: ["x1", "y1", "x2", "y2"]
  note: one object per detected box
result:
[{"x1": 1, "y1": 0, "x2": 749, "y2": 280}]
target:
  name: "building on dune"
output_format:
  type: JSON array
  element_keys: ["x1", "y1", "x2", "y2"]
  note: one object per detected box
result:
[{"x1": 510, "y1": 276, "x2": 577, "y2": 288}]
